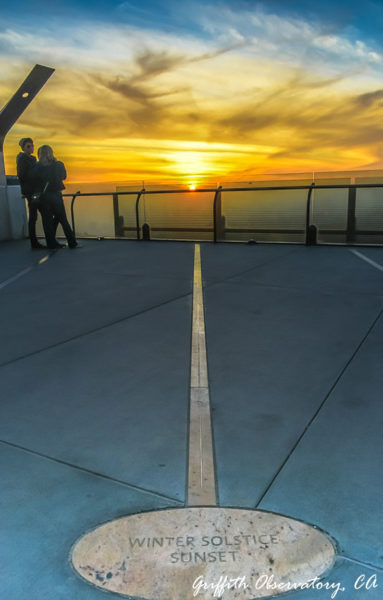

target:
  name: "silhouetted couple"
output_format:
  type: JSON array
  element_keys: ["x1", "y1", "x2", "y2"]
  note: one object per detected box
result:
[{"x1": 16, "y1": 138, "x2": 80, "y2": 250}]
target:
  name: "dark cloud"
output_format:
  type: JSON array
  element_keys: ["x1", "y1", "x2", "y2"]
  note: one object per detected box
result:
[
  {"x1": 100, "y1": 78, "x2": 160, "y2": 104},
  {"x1": 96, "y1": 45, "x2": 243, "y2": 112},
  {"x1": 204, "y1": 71, "x2": 383, "y2": 167},
  {"x1": 26, "y1": 62, "x2": 383, "y2": 165},
  {"x1": 354, "y1": 89, "x2": 383, "y2": 107},
  {"x1": 215, "y1": 71, "x2": 351, "y2": 134},
  {"x1": 15, "y1": 103, "x2": 102, "y2": 137},
  {"x1": 92, "y1": 49, "x2": 190, "y2": 122},
  {"x1": 102, "y1": 76, "x2": 187, "y2": 104},
  {"x1": 134, "y1": 50, "x2": 185, "y2": 80},
  {"x1": 6, "y1": 46, "x2": 383, "y2": 178},
  {"x1": 84, "y1": 49, "x2": 197, "y2": 136}
]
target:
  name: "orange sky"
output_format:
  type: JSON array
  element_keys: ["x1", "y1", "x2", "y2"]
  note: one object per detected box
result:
[{"x1": 2, "y1": 8, "x2": 383, "y2": 186}]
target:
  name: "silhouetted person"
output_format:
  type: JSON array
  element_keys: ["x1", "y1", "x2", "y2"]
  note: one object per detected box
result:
[
  {"x1": 33, "y1": 145, "x2": 80, "y2": 249},
  {"x1": 16, "y1": 137, "x2": 45, "y2": 249}
]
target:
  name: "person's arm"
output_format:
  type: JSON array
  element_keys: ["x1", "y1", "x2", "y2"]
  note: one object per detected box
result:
[
  {"x1": 55, "y1": 161, "x2": 67, "y2": 181},
  {"x1": 16, "y1": 154, "x2": 28, "y2": 182}
]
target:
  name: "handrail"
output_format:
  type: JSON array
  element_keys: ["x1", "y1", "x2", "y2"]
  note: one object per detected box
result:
[
  {"x1": 305, "y1": 183, "x2": 315, "y2": 246},
  {"x1": 70, "y1": 190, "x2": 81, "y2": 236},
  {"x1": 61, "y1": 182, "x2": 383, "y2": 246},
  {"x1": 136, "y1": 189, "x2": 145, "y2": 240},
  {"x1": 62, "y1": 182, "x2": 383, "y2": 199},
  {"x1": 213, "y1": 186, "x2": 222, "y2": 243}
]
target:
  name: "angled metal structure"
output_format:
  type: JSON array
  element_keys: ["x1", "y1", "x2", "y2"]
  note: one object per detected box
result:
[{"x1": 0, "y1": 64, "x2": 55, "y2": 185}]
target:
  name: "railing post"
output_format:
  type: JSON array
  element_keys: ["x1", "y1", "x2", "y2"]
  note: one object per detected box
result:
[
  {"x1": 213, "y1": 186, "x2": 223, "y2": 243},
  {"x1": 347, "y1": 186, "x2": 357, "y2": 244},
  {"x1": 136, "y1": 189, "x2": 144, "y2": 240},
  {"x1": 305, "y1": 183, "x2": 315, "y2": 245},
  {"x1": 70, "y1": 191, "x2": 81, "y2": 238},
  {"x1": 113, "y1": 193, "x2": 124, "y2": 237},
  {"x1": 142, "y1": 223, "x2": 150, "y2": 240}
]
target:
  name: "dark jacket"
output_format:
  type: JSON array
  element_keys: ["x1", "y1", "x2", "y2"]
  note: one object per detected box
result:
[
  {"x1": 16, "y1": 152, "x2": 37, "y2": 197},
  {"x1": 32, "y1": 160, "x2": 67, "y2": 194}
]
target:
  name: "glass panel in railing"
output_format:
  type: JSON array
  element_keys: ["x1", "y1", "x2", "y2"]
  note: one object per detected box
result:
[
  {"x1": 354, "y1": 177, "x2": 383, "y2": 245},
  {"x1": 220, "y1": 182, "x2": 309, "y2": 243},
  {"x1": 116, "y1": 184, "x2": 144, "y2": 239},
  {"x1": 311, "y1": 179, "x2": 350, "y2": 244},
  {"x1": 61, "y1": 193, "x2": 114, "y2": 238},
  {"x1": 138, "y1": 185, "x2": 214, "y2": 241},
  {"x1": 35, "y1": 181, "x2": 141, "y2": 241}
]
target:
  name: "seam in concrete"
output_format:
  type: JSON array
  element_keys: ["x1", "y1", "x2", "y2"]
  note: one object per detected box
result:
[
  {"x1": 0, "y1": 266, "x2": 34, "y2": 289},
  {"x1": 204, "y1": 247, "x2": 383, "y2": 298},
  {"x1": 341, "y1": 554, "x2": 383, "y2": 573},
  {"x1": 37, "y1": 263, "x2": 194, "y2": 283},
  {"x1": 255, "y1": 307, "x2": 383, "y2": 507},
  {"x1": 0, "y1": 289, "x2": 193, "y2": 370},
  {"x1": 206, "y1": 277, "x2": 383, "y2": 299},
  {"x1": 0, "y1": 438, "x2": 183, "y2": 505},
  {"x1": 202, "y1": 247, "x2": 298, "y2": 291},
  {"x1": 350, "y1": 249, "x2": 383, "y2": 272},
  {"x1": 0, "y1": 252, "x2": 52, "y2": 289}
]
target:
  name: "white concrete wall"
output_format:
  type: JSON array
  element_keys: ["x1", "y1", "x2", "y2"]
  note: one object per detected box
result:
[
  {"x1": 0, "y1": 185, "x2": 28, "y2": 241},
  {"x1": 0, "y1": 186, "x2": 11, "y2": 240}
]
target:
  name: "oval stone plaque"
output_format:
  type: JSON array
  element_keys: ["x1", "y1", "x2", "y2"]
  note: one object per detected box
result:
[{"x1": 71, "y1": 507, "x2": 336, "y2": 599}]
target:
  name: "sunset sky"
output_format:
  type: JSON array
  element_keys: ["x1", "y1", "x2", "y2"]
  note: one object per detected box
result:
[{"x1": 1, "y1": 0, "x2": 383, "y2": 185}]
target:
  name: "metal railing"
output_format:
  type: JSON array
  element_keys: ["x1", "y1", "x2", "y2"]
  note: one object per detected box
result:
[{"x1": 63, "y1": 182, "x2": 383, "y2": 246}]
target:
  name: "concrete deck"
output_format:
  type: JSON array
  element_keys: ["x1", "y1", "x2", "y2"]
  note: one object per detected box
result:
[{"x1": 1, "y1": 239, "x2": 383, "y2": 599}]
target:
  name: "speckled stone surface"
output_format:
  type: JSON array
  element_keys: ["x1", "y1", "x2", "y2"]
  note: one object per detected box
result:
[{"x1": 71, "y1": 507, "x2": 336, "y2": 599}]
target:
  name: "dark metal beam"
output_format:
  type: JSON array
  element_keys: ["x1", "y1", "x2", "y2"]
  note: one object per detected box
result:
[
  {"x1": 346, "y1": 186, "x2": 357, "y2": 244},
  {"x1": 0, "y1": 64, "x2": 55, "y2": 184}
]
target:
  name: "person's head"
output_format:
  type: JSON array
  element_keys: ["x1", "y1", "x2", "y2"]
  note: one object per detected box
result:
[
  {"x1": 37, "y1": 145, "x2": 55, "y2": 164},
  {"x1": 19, "y1": 138, "x2": 34, "y2": 155}
]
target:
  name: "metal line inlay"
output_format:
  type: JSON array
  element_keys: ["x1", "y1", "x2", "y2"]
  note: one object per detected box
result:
[
  {"x1": 70, "y1": 243, "x2": 337, "y2": 599},
  {"x1": 187, "y1": 244, "x2": 216, "y2": 506}
]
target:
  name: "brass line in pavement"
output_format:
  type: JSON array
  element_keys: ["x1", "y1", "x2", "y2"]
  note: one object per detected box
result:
[{"x1": 187, "y1": 244, "x2": 217, "y2": 506}]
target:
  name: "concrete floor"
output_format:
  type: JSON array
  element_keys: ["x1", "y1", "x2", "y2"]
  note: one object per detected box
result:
[{"x1": 1, "y1": 239, "x2": 382, "y2": 599}]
